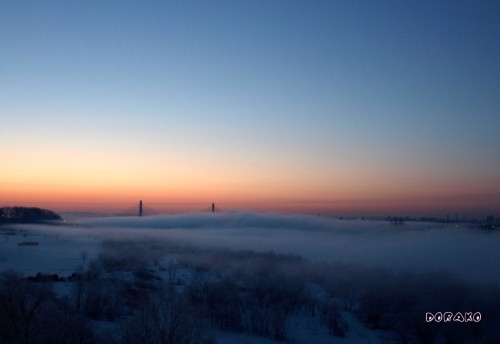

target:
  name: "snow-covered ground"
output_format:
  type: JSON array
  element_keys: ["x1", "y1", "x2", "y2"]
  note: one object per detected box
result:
[
  {"x1": 1, "y1": 212, "x2": 498, "y2": 284},
  {"x1": 0, "y1": 212, "x2": 498, "y2": 343},
  {"x1": 0, "y1": 224, "x2": 99, "y2": 276}
]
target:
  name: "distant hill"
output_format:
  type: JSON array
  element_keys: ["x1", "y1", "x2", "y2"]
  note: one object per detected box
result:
[{"x1": 0, "y1": 206, "x2": 62, "y2": 224}]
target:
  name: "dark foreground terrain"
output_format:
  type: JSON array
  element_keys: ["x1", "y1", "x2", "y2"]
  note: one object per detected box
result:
[
  {"x1": 0, "y1": 207, "x2": 61, "y2": 224},
  {"x1": 1, "y1": 236, "x2": 499, "y2": 344}
]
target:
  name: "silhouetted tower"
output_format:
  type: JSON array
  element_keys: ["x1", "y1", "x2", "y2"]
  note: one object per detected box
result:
[
  {"x1": 211, "y1": 203, "x2": 215, "y2": 213},
  {"x1": 139, "y1": 200, "x2": 143, "y2": 217}
]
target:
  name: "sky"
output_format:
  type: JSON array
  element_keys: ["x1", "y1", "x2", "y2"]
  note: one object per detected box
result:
[{"x1": 1, "y1": 1, "x2": 500, "y2": 217}]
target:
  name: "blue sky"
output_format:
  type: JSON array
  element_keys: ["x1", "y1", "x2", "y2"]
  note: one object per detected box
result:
[{"x1": 1, "y1": 1, "x2": 499, "y2": 216}]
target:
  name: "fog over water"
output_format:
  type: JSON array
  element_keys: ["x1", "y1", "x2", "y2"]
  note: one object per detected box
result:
[{"x1": 2, "y1": 212, "x2": 499, "y2": 284}]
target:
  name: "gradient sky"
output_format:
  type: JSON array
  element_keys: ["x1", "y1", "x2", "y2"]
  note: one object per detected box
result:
[{"x1": 1, "y1": 1, "x2": 500, "y2": 217}]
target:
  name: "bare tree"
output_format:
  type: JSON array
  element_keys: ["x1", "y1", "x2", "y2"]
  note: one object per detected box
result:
[
  {"x1": 123, "y1": 285, "x2": 212, "y2": 344},
  {"x1": 80, "y1": 250, "x2": 89, "y2": 265},
  {"x1": 167, "y1": 258, "x2": 178, "y2": 285},
  {"x1": 0, "y1": 271, "x2": 52, "y2": 344},
  {"x1": 321, "y1": 300, "x2": 348, "y2": 337}
]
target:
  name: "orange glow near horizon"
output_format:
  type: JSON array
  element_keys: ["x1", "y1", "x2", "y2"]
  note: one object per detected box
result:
[
  {"x1": 2, "y1": 142, "x2": 499, "y2": 217},
  {"x1": 2, "y1": 171, "x2": 498, "y2": 217}
]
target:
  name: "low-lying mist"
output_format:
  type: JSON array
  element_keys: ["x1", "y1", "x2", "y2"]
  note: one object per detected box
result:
[{"x1": 6, "y1": 212, "x2": 499, "y2": 285}]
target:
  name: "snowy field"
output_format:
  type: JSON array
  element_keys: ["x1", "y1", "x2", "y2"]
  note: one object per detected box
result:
[
  {"x1": 1, "y1": 212, "x2": 499, "y2": 284},
  {"x1": 1, "y1": 212, "x2": 499, "y2": 343}
]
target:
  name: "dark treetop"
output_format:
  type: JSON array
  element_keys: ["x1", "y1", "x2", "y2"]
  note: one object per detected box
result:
[{"x1": 0, "y1": 206, "x2": 62, "y2": 224}]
